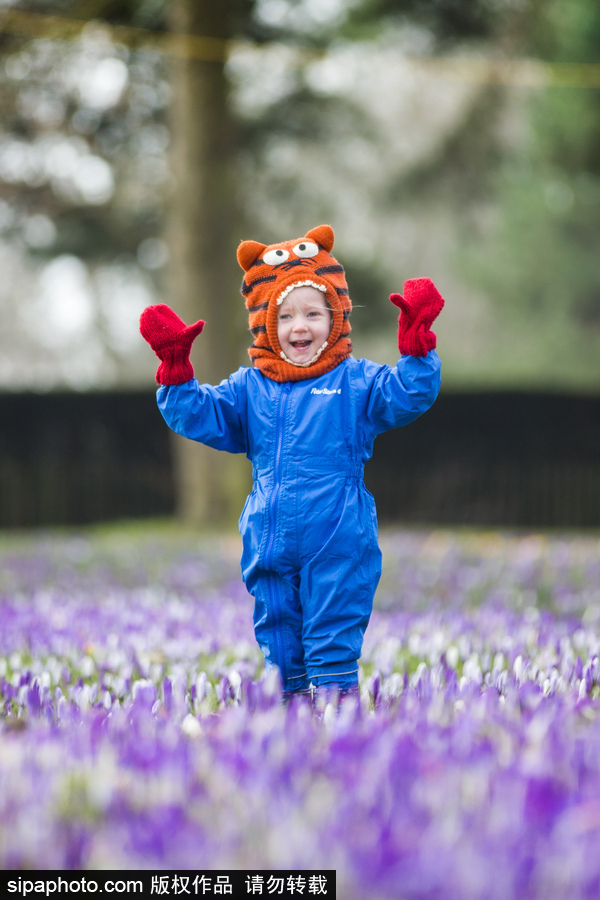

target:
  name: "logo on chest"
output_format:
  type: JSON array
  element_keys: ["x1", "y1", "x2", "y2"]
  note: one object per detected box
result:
[{"x1": 310, "y1": 387, "x2": 341, "y2": 395}]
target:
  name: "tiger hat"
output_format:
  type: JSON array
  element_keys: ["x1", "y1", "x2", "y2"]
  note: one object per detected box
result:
[{"x1": 237, "y1": 224, "x2": 352, "y2": 383}]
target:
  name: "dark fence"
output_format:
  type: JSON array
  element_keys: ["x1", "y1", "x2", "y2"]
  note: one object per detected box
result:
[
  {"x1": 0, "y1": 390, "x2": 599, "y2": 529},
  {"x1": 366, "y1": 391, "x2": 600, "y2": 528},
  {"x1": 0, "y1": 392, "x2": 174, "y2": 528}
]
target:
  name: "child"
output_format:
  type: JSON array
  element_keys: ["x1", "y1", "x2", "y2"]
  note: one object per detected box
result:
[{"x1": 140, "y1": 225, "x2": 443, "y2": 706}]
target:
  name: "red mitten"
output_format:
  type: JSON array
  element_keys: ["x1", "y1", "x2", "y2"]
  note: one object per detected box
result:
[
  {"x1": 390, "y1": 277, "x2": 444, "y2": 357},
  {"x1": 139, "y1": 304, "x2": 205, "y2": 384}
]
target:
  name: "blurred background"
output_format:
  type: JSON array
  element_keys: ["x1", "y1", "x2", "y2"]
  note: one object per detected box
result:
[{"x1": 0, "y1": 0, "x2": 599, "y2": 530}]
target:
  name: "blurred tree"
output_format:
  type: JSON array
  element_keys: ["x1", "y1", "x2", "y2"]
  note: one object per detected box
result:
[
  {"x1": 453, "y1": 0, "x2": 600, "y2": 387},
  {"x1": 0, "y1": 0, "x2": 172, "y2": 387},
  {"x1": 163, "y1": 0, "x2": 246, "y2": 524}
]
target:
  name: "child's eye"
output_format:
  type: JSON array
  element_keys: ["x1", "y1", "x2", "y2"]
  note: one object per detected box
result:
[
  {"x1": 292, "y1": 241, "x2": 319, "y2": 258},
  {"x1": 263, "y1": 248, "x2": 290, "y2": 266}
]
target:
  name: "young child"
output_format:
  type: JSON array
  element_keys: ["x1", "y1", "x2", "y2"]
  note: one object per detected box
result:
[{"x1": 140, "y1": 225, "x2": 443, "y2": 706}]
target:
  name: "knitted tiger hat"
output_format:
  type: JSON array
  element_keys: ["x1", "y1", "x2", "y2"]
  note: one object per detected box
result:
[{"x1": 237, "y1": 224, "x2": 352, "y2": 383}]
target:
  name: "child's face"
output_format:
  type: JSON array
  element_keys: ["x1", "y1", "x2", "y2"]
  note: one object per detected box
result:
[{"x1": 277, "y1": 287, "x2": 333, "y2": 365}]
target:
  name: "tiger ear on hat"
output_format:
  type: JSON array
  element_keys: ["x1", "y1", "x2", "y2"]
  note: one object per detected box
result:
[
  {"x1": 305, "y1": 225, "x2": 334, "y2": 253},
  {"x1": 237, "y1": 240, "x2": 267, "y2": 272}
]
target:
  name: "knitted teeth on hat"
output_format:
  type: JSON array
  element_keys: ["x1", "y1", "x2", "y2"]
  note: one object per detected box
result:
[
  {"x1": 276, "y1": 280, "x2": 327, "y2": 306},
  {"x1": 237, "y1": 225, "x2": 352, "y2": 384}
]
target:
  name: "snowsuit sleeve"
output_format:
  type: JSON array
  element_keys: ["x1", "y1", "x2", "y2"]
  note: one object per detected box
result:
[
  {"x1": 365, "y1": 349, "x2": 441, "y2": 436},
  {"x1": 156, "y1": 370, "x2": 248, "y2": 454}
]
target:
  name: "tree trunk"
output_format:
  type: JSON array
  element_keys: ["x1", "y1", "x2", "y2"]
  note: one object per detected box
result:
[{"x1": 166, "y1": 0, "x2": 250, "y2": 526}]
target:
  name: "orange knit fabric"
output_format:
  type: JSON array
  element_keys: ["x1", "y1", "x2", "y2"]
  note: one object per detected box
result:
[{"x1": 237, "y1": 225, "x2": 352, "y2": 383}]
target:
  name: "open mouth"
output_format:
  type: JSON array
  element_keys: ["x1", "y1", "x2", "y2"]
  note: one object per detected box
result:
[{"x1": 291, "y1": 340, "x2": 311, "y2": 350}]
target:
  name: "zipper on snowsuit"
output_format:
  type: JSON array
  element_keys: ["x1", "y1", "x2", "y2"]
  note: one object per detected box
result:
[{"x1": 263, "y1": 382, "x2": 292, "y2": 686}]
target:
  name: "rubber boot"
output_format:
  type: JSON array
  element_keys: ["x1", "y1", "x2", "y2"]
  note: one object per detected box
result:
[{"x1": 282, "y1": 688, "x2": 312, "y2": 708}]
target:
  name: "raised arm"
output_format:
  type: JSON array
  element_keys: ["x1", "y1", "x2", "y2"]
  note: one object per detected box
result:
[
  {"x1": 140, "y1": 304, "x2": 247, "y2": 454},
  {"x1": 156, "y1": 377, "x2": 248, "y2": 454},
  {"x1": 365, "y1": 278, "x2": 444, "y2": 434},
  {"x1": 365, "y1": 351, "x2": 441, "y2": 435}
]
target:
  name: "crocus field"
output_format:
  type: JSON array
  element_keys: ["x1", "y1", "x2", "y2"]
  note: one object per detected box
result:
[{"x1": 2, "y1": 524, "x2": 600, "y2": 899}]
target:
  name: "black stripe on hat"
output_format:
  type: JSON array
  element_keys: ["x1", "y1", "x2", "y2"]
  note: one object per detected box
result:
[
  {"x1": 315, "y1": 265, "x2": 344, "y2": 276},
  {"x1": 249, "y1": 344, "x2": 278, "y2": 354},
  {"x1": 247, "y1": 300, "x2": 270, "y2": 312},
  {"x1": 242, "y1": 274, "x2": 277, "y2": 296}
]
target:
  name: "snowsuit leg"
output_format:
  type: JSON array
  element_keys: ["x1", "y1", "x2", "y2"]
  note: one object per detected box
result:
[
  {"x1": 300, "y1": 541, "x2": 381, "y2": 690},
  {"x1": 299, "y1": 480, "x2": 382, "y2": 689},
  {"x1": 246, "y1": 569, "x2": 309, "y2": 692},
  {"x1": 240, "y1": 474, "x2": 309, "y2": 692}
]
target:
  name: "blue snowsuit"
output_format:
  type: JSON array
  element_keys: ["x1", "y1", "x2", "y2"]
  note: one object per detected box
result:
[{"x1": 157, "y1": 351, "x2": 441, "y2": 691}]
